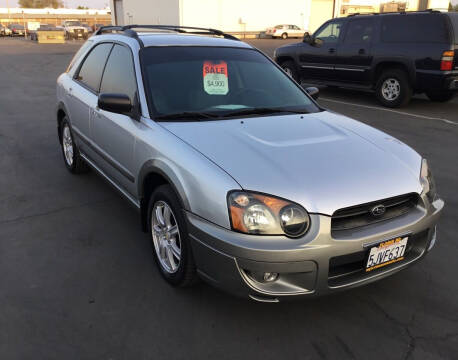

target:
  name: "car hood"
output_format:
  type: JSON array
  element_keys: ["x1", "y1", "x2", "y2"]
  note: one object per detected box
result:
[{"x1": 161, "y1": 111, "x2": 422, "y2": 215}]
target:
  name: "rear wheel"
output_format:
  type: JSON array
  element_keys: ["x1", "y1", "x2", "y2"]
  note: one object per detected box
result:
[
  {"x1": 281, "y1": 32, "x2": 288, "y2": 40},
  {"x1": 426, "y1": 90, "x2": 455, "y2": 102},
  {"x1": 280, "y1": 60, "x2": 300, "y2": 82},
  {"x1": 375, "y1": 69, "x2": 412, "y2": 108},
  {"x1": 148, "y1": 184, "x2": 198, "y2": 287}
]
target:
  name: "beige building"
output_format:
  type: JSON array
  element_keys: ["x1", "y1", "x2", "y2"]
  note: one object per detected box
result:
[{"x1": 110, "y1": 0, "x2": 451, "y2": 34}]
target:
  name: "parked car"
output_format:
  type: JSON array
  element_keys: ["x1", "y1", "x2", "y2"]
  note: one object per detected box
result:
[
  {"x1": 62, "y1": 20, "x2": 88, "y2": 40},
  {"x1": 81, "y1": 22, "x2": 93, "y2": 34},
  {"x1": 266, "y1": 24, "x2": 305, "y2": 39},
  {"x1": 0, "y1": 24, "x2": 12, "y2": 36},
  {"x1": 7, "y1": 24, "x2": 25, "y2": 36},
  {"x1": 56, "y1": 25, "x2": 443, "y2": 301},
  {"x1": 275, "y1": 10, "x2": 458, "y2": 107}
]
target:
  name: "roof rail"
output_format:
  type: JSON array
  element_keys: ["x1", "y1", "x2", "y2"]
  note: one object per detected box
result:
[
  {"x1": 93, "y1": 24, "x2": 240, "y2": 46},
  {"x1": 347, "y1": 9, "x2": 440, "y2": 16}
]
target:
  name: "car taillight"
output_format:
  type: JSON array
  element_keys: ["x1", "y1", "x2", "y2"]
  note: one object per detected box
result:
[{"x1": 440, "y1": 51, "x2": 454, "y2": 71}]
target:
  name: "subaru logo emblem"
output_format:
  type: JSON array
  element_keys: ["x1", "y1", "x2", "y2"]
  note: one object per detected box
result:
[{"x1": 371, "y1": 205, "x2": 386, "y2": 217}]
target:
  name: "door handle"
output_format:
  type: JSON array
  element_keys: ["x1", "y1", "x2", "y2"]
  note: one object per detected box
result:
[
  {"x1": 328, "y1": 48, "x2": 336, "y2": 54},
  {"x1": 358, "y1": 48, "x2": 366, "y2": 55}
]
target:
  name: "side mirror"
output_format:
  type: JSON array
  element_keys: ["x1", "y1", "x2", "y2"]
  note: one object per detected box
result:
[
  {"x1": 303, "y1": 32, "x2": 313, "y2": 44},
  {"x1": 98, "y1": 93, "x2": 133, "y2": 116},
  {"x1": 305, "y1": 86, "x2": 319, "y2": 100}
]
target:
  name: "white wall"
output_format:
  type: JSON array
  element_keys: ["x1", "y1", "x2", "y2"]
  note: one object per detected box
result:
[
  {"x1": 110, "y1": 0, "x2": 180, "y2": 26},
  {"x1": 110, "y1": 0, "x2": 339, "y2": 33},
  {"x1": 181, "y1": 0, "x2": 313, "y2": 32}
]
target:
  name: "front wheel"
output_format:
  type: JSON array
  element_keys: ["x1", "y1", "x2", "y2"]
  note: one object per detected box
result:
[
  {"x1": 280, "y1": 60, "x2": 300, "y2": 82},
  {"x1": 148, "y1": 185, "x2": 198, "y2": 287},
  {"x1": 426, "y1": 90, "x2": 455, "y2": 102},
  {"x1": 375, "y1": 69, "x2": 412, "y2": 108}
]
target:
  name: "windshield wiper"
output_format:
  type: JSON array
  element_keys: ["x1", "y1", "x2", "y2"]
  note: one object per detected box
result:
[
  {"x1": 155, "y1": 111, "x2": 218, "y2": 122},
  {"x1": 219, "y1": 107, "x2": 309, "y2": 118}
]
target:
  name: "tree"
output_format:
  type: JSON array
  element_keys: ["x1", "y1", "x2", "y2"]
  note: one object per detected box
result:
[
  {"x1": 18, "y1": 0, "x2": 64, "y2": 8},
  {"x1": 77, "y1": 6, "x2": 89, "y2": 10}
]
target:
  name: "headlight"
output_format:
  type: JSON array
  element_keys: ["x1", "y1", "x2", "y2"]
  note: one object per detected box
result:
[
  {"x1": 228, "y1": 191, "x2": 310, "y2": 237},
  {"x1": 420, "y1": 159, "x2": 436, "y2": 202}
]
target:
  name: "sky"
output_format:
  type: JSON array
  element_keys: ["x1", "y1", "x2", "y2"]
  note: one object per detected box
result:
[{"x1": 7, "y1": 0, "x2": 108, "y2": 9}]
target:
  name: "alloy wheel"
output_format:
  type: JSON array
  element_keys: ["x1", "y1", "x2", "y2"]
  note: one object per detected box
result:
[
  {"x1": 381, "y1": 78, "x2": 401, "y2": 101},
  {"x1": 283, "y1": 67, "x2": 293, "y2": 77},
  {"x1": 151, "y1": 201, "x2": 182, "y2": 274},
  {"x1": 62, "y1": 125, "x2": 74, "y2": 166}
]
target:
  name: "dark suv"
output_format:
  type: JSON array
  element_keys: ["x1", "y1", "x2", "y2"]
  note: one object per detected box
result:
[{"x1": 275, "y1": 10, "x2": 458, "y2": 107}]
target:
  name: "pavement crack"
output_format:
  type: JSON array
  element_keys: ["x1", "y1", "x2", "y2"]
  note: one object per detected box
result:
[{"x1": 0, "y1": 198, "x2": 116, "y2": 225}]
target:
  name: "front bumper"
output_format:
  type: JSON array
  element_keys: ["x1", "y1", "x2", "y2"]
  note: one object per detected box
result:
[{"x1": 186, "y1": 195, "x2": 444, "y2": 301}]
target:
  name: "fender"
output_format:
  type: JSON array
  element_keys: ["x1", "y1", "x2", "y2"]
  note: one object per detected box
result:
[
  {"x1": 371, "y1": 57, "x2": 416, "y2": 86},
  {"x1": 137, "y1": 158, "x2": 191, "y2": 211}
]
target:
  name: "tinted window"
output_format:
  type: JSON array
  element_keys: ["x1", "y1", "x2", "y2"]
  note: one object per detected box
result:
[
  {"x1": 344, "y1": 19, "x2": 374, "y2": 43},
  {"x1": 446, "y1": 13, "x2": 458, "y2": 44},
  {"x1": 100, "y1": 44, "x2": 137, "y2": 102},
  {"x1": 67, "y1": 40, "x2": 93, "y2": 72},
  {"x1": 314, "y1": 20, "x2": 344, "y2": 44},
  {"x1": 77, "y1": 43, "x2": 113, "y2": 92},
  {"x1": 141, "y1": 47, "x2": 319, "y2": 119},
  {"x1": 381, "y1": 14, "x2": 449, "y2": 43}
]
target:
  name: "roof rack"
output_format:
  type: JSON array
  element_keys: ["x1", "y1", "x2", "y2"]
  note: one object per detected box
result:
[
  {"x1": 348, "y1": 9, "x2": 440, "y2": 16},
  {"x1": 93, "y1": 25, "x2": 241, "y2": 47}
]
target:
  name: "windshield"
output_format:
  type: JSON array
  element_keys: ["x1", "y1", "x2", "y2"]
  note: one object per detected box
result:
[
  {"x1": 141, "y1": 46, "x2": 319, "y2": 121},
  {"x1": 66, "y1": 21, "x2": 82, "y2": 26}
]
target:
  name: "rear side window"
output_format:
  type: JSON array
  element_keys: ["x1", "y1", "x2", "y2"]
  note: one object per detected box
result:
[
  {"x1": 446, "y1": 13, "x2": 458, "y2": 44},
  {"x1": 381, "y1": 14, "x2": 449, "y2": 43},
  {"x1": 100, "y1": 44, "x2": 138, "y2": 103},
  {"x1": 344, "y1": 19, "x2": 374, "y2": 44},
  {"x1": 76, "y1": 43, "x2": 113, "y2": 92}
]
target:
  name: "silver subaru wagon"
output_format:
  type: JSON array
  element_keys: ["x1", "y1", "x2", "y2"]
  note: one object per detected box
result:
[{"x1": 56, "y1": 25, "x2": 444, "y2": 302}]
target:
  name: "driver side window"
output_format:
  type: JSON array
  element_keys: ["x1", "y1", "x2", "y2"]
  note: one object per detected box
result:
[{"x1": 314, "y1": 21, "x2": 343, "y2": 44}]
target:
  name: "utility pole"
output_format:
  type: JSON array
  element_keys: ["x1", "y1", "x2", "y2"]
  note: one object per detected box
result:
[{"x1": 6, "y1": 0, "x2": 11, "y2": 21}]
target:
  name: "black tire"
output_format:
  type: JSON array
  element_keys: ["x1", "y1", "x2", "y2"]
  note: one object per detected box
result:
[
  {"x1": 280, "y1": 60, "x2": 300, "y2": 82},
  {"x1": 375, "y1": 69, "x2": 412, "y2": 108},
  {"x1": 426, "y1": 90, "x2": 455, "y2": 102},
  {"x1": 281, "y1": 32, "x2": 288, "y2": 40},
  {"x1": 60, "y1": 117, "x2": 90, "y2": 174},
  {"x1": 148, "y1": 184, "x2": 198, "y2": 287}
]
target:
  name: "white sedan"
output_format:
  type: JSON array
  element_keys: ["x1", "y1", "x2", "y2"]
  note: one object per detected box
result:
[{"x1": 266, "y1": 24, "x2": 305, "y2": 39}]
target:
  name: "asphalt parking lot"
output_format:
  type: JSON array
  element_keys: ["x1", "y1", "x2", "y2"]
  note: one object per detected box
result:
[{"x1": 1, "y1": 37, "x2": 457, "y2": 360}]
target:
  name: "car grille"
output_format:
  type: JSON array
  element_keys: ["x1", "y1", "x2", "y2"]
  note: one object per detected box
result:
[
  {"x1": 331, "y1": 193, "x2": 419, "y2": 233},
  {"x1": 74, "y1": 29, "x2": 84, "y2": 35}
]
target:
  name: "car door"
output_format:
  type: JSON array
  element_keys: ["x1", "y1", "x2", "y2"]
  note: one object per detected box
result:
[
  {"x1": 67, "y1": 42, "x2": 113, "y2": 156},
  {"x1": 91, "y1": 43, "x2": 139, "y2": 196},
  {"x1": 335, "y1": 18, "x2": 375, "y2": 84},
  {"x1": 298, "y1": 19, "x2": 345, "y2": 81}
]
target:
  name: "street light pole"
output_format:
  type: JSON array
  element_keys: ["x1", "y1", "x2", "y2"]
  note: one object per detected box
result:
[{"x1": 6, "y1": 0, "x2": 11, "y2": 21}]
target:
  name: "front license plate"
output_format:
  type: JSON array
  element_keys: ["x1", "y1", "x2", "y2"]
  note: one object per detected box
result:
[{"x1": 366, "y1": 237, "x2": 408, "y2": 272}]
